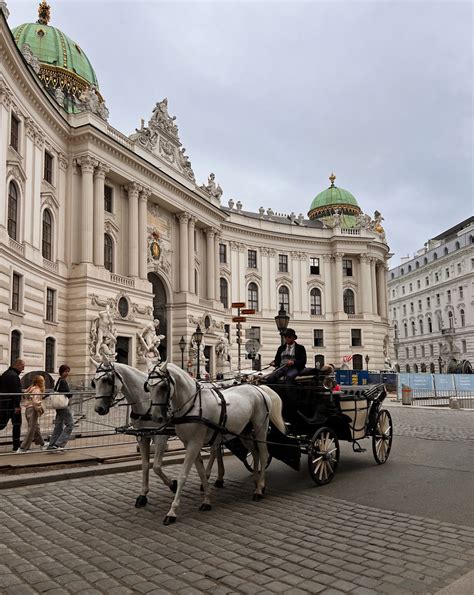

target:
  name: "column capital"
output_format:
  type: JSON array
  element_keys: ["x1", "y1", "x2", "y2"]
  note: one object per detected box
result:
[
  {"x1": 188, "y1": 216, "x2": 197, "y2": 227},
  {"x1": 334, "y1": 252, "x2": 344, "y2": 261},
  {"x1": 58, "y1": 153, "x2": 69, "y2": 171},
  {"x1": 322, "y1": 254, "x2": 333, "y2": 262},
  {"x1": 75, "y1": 155, "x2": 98, "y2": 174},
  {"x1": 177, "y1": 212, "x2": 190, "y2": 224},
  {"x1": 360, "y1": 253, "x2": 370, "y2": 263},
  {"x1": 95, "y1": 162, "x2": 110, "y2": 179},
  {"x1": 204, "y1": 227, "x2": 216, "y2": 239},
  {"x1": 140, "y1": 187, "x2": 152, "y2": 201},
  {"x1": 124, "y1": 181, "x2": 142, "y2": 196}
]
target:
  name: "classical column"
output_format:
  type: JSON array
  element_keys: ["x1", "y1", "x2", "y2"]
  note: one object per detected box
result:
[
  {"x1": 214, "y1": 231, "x2": 221, "y2": 301},
  {"x1": 177, "y1": 212, "x2": 189, "y2": 292},
  {"x1": 125, "y1": 182, "x2": 141, "y2": 277},
  {"x1": 268, "y1": 249, "x2": 277, "y2": 311},
  {"x1": 370, "y1": 257, "x2": 378, "y2": 314},
  {"x1": 322, "y1": 255, "x2": 333, "y2": 314},
  {"x1": 230, "y1": 241, "x2": 240, "y2": 301},
  {"x1": 57, "y1": 154, "x2": 68, "y2": 263},
  {"x1": 188, "y1": 217, "x2": 196, "y2": 293},
  {"x1": 333, "y1": 253, "x2": 344, "y2": 312},
  {"x1": 139, "y1": 188, "x2": 150, "y2": 279},
  {"x1": 377, "y1": 262, "x2": 388, "y2": 318},
  {"x1": 93, "y1": 163, "x2": 109, "y2": 267},
  {"x1": 291, "y1": 252, "x2": 301, "y2": 315},
  {"x1": 77, "y1": 155, "x2": 97, "y2": 263},
  {"x1": 205, "y1": 228, "x2": 216, "y2": 300},
  {"x1": 360, "y1": 253, "x2": 372, "y2": 313}
]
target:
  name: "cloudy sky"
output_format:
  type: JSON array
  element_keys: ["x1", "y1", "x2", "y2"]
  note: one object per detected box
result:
[{"x1": 8, "y1": 0, "x2": 473, "y2": 265}]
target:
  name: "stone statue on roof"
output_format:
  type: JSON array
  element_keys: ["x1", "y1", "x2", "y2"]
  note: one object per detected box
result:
[
  {"x1": 201, "y1": 173, "x2": 223, "y2": 201},
  {"x1": 150, "y1": 98, "x2": 179, "y2": 137}
]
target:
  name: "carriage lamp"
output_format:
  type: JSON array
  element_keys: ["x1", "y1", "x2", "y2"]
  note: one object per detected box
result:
[
  {"x1": 365, "y1": 354, "x2": 370, "y2": 371},
  {"x1": 193, "y1": 324, "x2": 204, "y2": 379},
  {"x1": 178, "y1": 335, "x2": 186, "y2": 370},
  {"x1": 438, "y1": 356, "x2": 443, "y2": 374},
  {"x1": 275, "y1": 305, "x2": 290, "y2": 345}
]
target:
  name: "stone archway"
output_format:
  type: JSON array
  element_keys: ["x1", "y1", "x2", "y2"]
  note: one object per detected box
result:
[{"x1": 148, "y1": 272, "x2": 168, "y2": 361}]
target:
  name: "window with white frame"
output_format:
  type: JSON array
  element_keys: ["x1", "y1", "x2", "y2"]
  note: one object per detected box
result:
[
  {"x1": 46, "y1": 288, "x2": 56, "y2": 322},
  {"x1": 248, "y1": 282, "x2": 258, "y2": 310},
  {"x1": 313, "y1": 329, "x2": 324, "y2": 347},
  {"x1": 42, "y1": 209, "x2": 53, "y2": 261},
  {"x1": 351, "y1": 328, "x2": 361, "y2": 347},
  {"x1": 45, "y1": 337, "x2": 55, "y2": 373},
  {"x1": 219, "y1": 244, "x2": 227, "y2": 264},
  {"x1": 459, "y1": 286, "x2": 463, "y2": 299},
  {"x1": 343, "y1": 289, "x2": 355, "y2": 314},
  {"x1": 343, "y1": 259, "x2": 353, "y2": 277},
  {"x1": 104, "y1": 233, "x2": 114, "y2": 272},
  {"x1": 44, "y1": 151, "x2": 53, "y2": 184},
  {"x1": 310, "y1": 288, "x2": 322, "y2": 315},
  {"x1": 460, "y1": 309, "x2": 465, "y2": 327},
  {"x1": 310, "y1": 257, "x2": 320, "y2": 275},
  {"x1": 12, "y1": 273, "x2": 22, "y2": 312},
  {"x1": 278, "y1": 286, "x2": 289, "y2": 312},
  {"x1": 8, "y1": 181, "x2": 19, "y2": 241},
  {"x1": 219, "y1": 277, "x2": 228, "y2": 309},
  {"x1": 278, "y1": 254, "x2": 288, "y2": 273},
  {"x1": 104, "y1": 185, "x2": 113, "y2": 213},
  {"x1": 248, "y1": 249, "x2": 257, "y2": 268},
  {"x1": 10, "y1": 113, "x2": 20, "y2": 152}
]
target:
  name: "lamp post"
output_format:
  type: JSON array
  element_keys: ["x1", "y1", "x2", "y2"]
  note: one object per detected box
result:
[
  {"x1": 192, "y1": 325, "x2": 203, "y2": 379},
  {"x1": 365, "y1": 354, "x2": 370, "y2": 371},
  {"x1": 178, "y1": 335, "x2": 186, "y2": 370},
  {"x1": 274, "y1": 305, "x2": 290, "y2": 345},
  {"x1": 438, "y1": 356, "x2": 443, "y2": 374}
]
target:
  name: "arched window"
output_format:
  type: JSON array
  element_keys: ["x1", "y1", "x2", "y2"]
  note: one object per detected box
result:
[
  {"x1": 423, "y1": 257, "x2": 428, "y2": 265},
  {"x1": 395, "y1": 364, "x2": 400, "y2": 373},
  {"x1": 7, "y1": 181, "x2": 19, "y2": 240},
  {"x1": 408, "y1": 265, "x2": 412, "y2": 272},
  {"x1": 405, "y1": 364, "x2": 411, "y2": 373},
  {"x1": 430, "y1": 362, "x2": 435, "y2": 373},
  {"x1": 310, "y1": 288, "x2": 322, "y2": 315},
  {"x1": 219, "y1": 277, "x2": 228, "y2": 309},
  {"x1": 45, "y1": 337, "x2": 55, "y2": 373},
  {"x1": 404, "y1": 322, "x2": 408, "y2": 338},
  {"x1": 278, "y1": 286, "x2": 289, "y2": 313},
  {"x1": 42, "y1": 209, "x2": 53, "y2": 260},
  {"x1": 391, "y1": 272, "x2": 394, "y2": 279},
  {"x1": 10, "y1": 330, "x2": 21, "y2": 365},
  {"x1": 401, "y1": 268, "x2": 404, "y2": 275},
  {"x1": 419, "y1": 319, "x2": 424, "y2": 334},
  {"x1": 352, "y1": 354, "x2": 363, "y2": 370},
  {"x1": 314, "y1": 354, "x2": 325, "y2": 369},
  {"x1": 104, "y1": 233, "x2": 113, "y2": 272},
  {"x1": 343, "y1": 289, "x2": 355, "y2": 314},
  {"x1": 394, "y1": 324, "x2": 398, "y2": 339},
  {"x1": 414, "y1": 363, "x2": 419, "y2": 373},
  {"x1": 415, "y1": 261, "x2": 419, "y2": 269},
  {"x1": 248, "y1": 282, "x2": 258, "y2": 311},
  {"x1": 421, "y1": 363, "x2": 427, "y2": 373},
  {"x1": 411, "y1": 321, "x2": 416, "y2": 336},
  {"x1": 428, "y1": 317, "x2": 432, "y2": 333},
  {"x1": 460, "y1": 309, "x2": 465, "y2": 327},
  {"x1": 433, "y1": 252, "x2": 438, "y2": 260},
  {"x1": 448, "y1": 310, "x2": 454, "y2": 328}
]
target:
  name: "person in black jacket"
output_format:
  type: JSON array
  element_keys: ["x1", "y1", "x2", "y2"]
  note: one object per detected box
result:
[
  {"x1": 46, "y1": 364, "x2": 74, "y2": 452},
  {"x1": 265, "y1": 329, "x2": 307, "y2": 384},
  {"x1": 0, "y1": 359, "x2": 25, "y2": 451}
]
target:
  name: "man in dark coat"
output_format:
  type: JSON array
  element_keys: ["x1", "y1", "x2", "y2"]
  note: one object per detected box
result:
[
  {"x1": 265, "y1": 329, "x2": 307, "y2": 384},
  {"x1": 0, "y1": 359, "x2": 25, "y2": 451}
]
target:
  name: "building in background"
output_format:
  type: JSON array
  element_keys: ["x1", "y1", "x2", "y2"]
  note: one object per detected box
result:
[
  {"x1": 0, "y1": 2, "x2": 390, "y2": 376},
  {"x1": 387, "y1": 217, "x2": 474, "y2": 374}
]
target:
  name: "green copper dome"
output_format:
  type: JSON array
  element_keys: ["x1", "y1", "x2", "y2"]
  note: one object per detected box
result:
[{"x1": 308, "y1": 174, "x2": 361, "y2": 223}]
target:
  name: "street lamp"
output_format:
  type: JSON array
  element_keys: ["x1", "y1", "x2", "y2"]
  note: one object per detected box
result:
[
  {"x1": 178, "y1": 335, "x2": 186, "y2": 370},
  {"x1": 274, "y1": 305, "x2": 290, "y2": 345},
  {"x1": 438, "y1": 356, "x2": 443, "y2": 374},
  {"x1": 365, "y1": 354, "x2": 370, "y2": 371},
  {"x1": 192, "y1": 325, "x2": 203, "y2": 379}
]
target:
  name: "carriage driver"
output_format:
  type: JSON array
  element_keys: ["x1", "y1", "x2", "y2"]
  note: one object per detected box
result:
[{"x1": 265, "y1": 328, "x2": 307, "y2": 384}]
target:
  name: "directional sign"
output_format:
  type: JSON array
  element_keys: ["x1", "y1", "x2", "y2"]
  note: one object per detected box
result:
[
  {"x1": 245, "y1": 339, "x2": 260, "y2": 354},
  {"x1": 231, "y1": 302, "x2": 246, "y2": 308},
  {"x1": 241, "y1": 309, "x2": 256, "y2": 315},
  {"x1": 232, "y1": 316, "x2": 247, "y2": 323}
]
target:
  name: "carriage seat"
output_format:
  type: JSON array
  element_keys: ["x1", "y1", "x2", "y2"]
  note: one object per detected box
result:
[{"x1": 339, "y1": 385, "x2": 379, "y2": 401}]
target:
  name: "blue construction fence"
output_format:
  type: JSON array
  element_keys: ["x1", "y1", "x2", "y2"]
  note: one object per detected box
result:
[{"x1": 335, "y1": 370, "x2": 397, "y2": 388}]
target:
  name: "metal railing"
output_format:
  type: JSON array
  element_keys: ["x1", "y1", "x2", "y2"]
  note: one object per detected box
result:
[{"x1": 402, "y1": 389, "x2": 474, "y2": 408}]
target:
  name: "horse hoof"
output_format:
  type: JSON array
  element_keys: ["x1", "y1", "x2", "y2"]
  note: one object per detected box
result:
[
  {"x1": 214, "y1": 479, "x2": 224, "y2": 488},
  {"x1": 135, "y1": 495, "x2": 148, "y2": 508},
  {"x1": 252, "y1": 493, "x2": 263, "y2": 502},
  {"x1": 169, "y1": 480, "x2": 178, "y2": 493},
  {"x1": 163, "y1": 515, "x2": 176, "y2": 525},
  {"x1": 199, "y1": 503, "x2": 212, "y2": 512}
]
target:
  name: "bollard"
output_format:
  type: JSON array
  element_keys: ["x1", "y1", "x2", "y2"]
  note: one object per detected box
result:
[
  {"x1": 401, "y1": 385, "x2": 412, "y2": 405},
  {"x1": 449, "y1": 397, "x2": 461, "y2": 410}
]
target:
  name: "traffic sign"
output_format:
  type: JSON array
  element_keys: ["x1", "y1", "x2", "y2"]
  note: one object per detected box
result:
[
  {"x1": 231, "y1": 302, "x2": 246, "y2": 308},
  {"x1": 232, "y1": 316, "x2": 247, "y2": 322},
  {"x1": 245, "y1": 339, "x2": 260, "y2": 354},
  {"x1": 241, "y1": 309, "x2": 256, "y2": 315}
]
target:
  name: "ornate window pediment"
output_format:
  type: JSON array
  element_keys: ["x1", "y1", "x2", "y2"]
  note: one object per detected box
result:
[
  {"x1": 245, "y1": 272, "x2": 261, "y2": 284},
  {"x1": 105, "y1": 219, "x2": 119, "y2": 241},
  {"x1": 343, "y1": 280, "x2": 358, "y2": 290},
  {"x1": 7, "y1": 162, "x2": 26, "y2": 191},
  {"x1": 41, "y1": 191, "x2": 59, "y2": 211},
  {"x1": 276, "y1": 274, "x2": 292, "y2": 285}
]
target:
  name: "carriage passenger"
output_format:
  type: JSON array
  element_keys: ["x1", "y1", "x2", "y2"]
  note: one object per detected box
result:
[{"x1": 265, "y1": 329, "x2": 307, "y2": 384}]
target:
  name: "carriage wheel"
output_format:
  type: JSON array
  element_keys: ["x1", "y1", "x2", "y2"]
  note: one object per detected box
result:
[
  {"x1": 243, "y1": 453, "x2": 273, "y2": 473},
  {"x1": 372, "y1": 409, "x2": 393, "y2": 465},
  {"x1": 308, "y1": 427, "x2": 339, "y2": 486}
]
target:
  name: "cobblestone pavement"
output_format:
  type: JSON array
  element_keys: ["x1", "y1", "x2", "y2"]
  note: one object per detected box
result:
[{"x1": 388, "y1": 405, "x2": 474, "y2": 442}]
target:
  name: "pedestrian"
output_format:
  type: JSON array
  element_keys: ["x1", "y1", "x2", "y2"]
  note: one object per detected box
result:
[
  {"x1": 46, "y1": 364, "x2": 74, "y2": 452},
  {"x1": 17, "y1": 375, "x2": 45, "y2": 453},
  {"x1": 0, "y1": 358, "x2": 25, "y2": 451}
]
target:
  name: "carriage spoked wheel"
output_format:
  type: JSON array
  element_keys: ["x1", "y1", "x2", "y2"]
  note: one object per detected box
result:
[
  {"x1": 372, "y1": 409, "x2": 393, "y2": 465},
  {"x1": 243, "y1": 452, "x2": 273, "y2": 473},
  {"x1": 308, "y1": 427, "x2": 340, "y2": 486}
]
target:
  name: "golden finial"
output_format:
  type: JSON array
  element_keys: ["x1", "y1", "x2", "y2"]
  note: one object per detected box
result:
[
  {"x1": 329, "y1": 172, "x2": 336, "y2": 187},
  {"x1": 37, "y1": 1, "x2": 51, "y2": 26}
]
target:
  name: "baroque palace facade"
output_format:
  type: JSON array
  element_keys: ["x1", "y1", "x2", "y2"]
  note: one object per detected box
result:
[{"x1": 0, "y1": 3, "x2": 390, "y2": 377}]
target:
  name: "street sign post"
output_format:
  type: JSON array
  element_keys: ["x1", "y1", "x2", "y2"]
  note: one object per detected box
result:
[{"x1": 231, "y1": 303, "x2": 256, "y2": 376}]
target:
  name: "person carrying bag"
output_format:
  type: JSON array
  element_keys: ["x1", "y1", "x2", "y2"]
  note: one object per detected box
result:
[
  {"x1": 46, "y1": 365, "x2": 74, "y2": 452},
  {"x1": 17, "y1": 375, "x2": 46, "y2": 453}
]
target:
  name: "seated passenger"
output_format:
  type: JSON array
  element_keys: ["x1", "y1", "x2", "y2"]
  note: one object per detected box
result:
[{"x1": 265, "y1": 328, "x2": 307, "y2": 384}]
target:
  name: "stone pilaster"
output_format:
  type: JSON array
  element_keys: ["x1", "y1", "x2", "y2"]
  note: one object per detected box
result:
[
  {"x1": 360, "y1": 253, "x2": 372, "y2": 314},
  {"x1": 188, "y1": 217, "x2": 196, "y2": 293},
  {"x1": 93, "y1": 163, "x2": 109, "y2": 267},
  {"x1": 139, "y1": 188, "x2": 150, "y2": 279},
  {"x1": 177, "y1": 212, "x2": 190, "y2": 292},
  {"x1": 205, "y1": 228, "x2": 216, "y2": 300},
  {"x1": 322, "y1": 254, "x2": 333, "y2": 314},
  {"x1": 214, "y1": 230, "x2": 221, "y2": 301},
  {"x1": 377, "y1": 261, "x2": 388, "y2": 318},
  {"x1": 76, "y1": 155, "x2": 98, "y2": 263},
  {"x1": 333, "y1": 253, "x2": 344, "y2": 312},
  {"x1": 125, "y1": 182, "x2": 141, "y2": 277},
  {"x1": 370, "y1": 257, "x2": 378, "y2": 314}
]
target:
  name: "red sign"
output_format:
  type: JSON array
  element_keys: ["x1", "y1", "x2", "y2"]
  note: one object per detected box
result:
[
  {"x1": 241, "y1": 309, "x2": 255, "y2": 315},
  {"x1": 231, "y1": 302, "x2": 246, "y2": 308},
  {"x1": 232, "y1": 316, "x2": 247, "y2": 323}
]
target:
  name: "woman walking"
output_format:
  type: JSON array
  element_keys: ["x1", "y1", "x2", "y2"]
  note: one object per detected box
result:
[
  {"x1": 17, "y1": 375, "x2": 45, "y2": 453},
  {"x1": 46, "y1": 364, "x2": 74, "y2": 452}
]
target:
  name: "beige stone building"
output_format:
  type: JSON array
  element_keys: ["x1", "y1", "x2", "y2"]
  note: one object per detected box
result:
[{"x1": 0, "y1": 3, "x2": 390, "y2": 377}]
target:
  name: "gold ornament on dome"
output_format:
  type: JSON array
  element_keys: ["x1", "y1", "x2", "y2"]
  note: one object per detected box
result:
[
  {"x1": 329, "y1": 172, "x2": 336, "y2": 187},
  {"x1": 37, "y1": 1, "x2": 51, "y2": 26}
]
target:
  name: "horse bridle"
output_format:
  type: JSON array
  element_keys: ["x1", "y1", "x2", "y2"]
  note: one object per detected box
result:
[
  {"x1": 145, "y1": 365, "x2": 175, "y2": 416},
  {"x1": 91, "y1": 362, "x2": 124, "y2": 408}
]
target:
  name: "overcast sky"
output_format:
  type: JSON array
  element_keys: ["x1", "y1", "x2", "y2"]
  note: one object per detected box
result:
[{"x1": 8, "y1": 0, "x2": 473, "y2": 265}]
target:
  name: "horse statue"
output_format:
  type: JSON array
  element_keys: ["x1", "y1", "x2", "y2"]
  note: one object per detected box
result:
[{"x1": 145, "y1": 361, "x2": 286, "y2": 525}]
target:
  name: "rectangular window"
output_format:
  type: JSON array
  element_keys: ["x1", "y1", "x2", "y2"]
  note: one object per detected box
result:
[
  {"x1": 409, "y1": 283, "x2": 413, "y2": 292},
  {"x1": 46, "y1": 288, "x2": 56, "y2": 322},
  {"x1": 430, "y1": 344, "x2": 434, "y2": 356},
  {"x1": 392, "y1": 290, "x2": 396, "y2": 298},
  {"x1": 219, "y1": 243, "x2": 227, "y2": 264},
  {"x1": 219, "y1": 278, "x2": 228, "y2": 309},
  {"x1": 418, "y1": 299, "x2": 422, "y2": 311},
  {"x1": 435, "y1": 272, "x2": 439, "y2": 282},
  {"x1": 10, "y1": 113, "x2": 19, "y2": 152},
  {"x1": 12, "y1": 273, "x2": 21, "y2": 312},
  {"x1": 278, "y1": 254, "x2": 288, "y2": 273},
  {"x1": 248, "y1": 249, "x2": 257, "y2": 268},
  {"x1": 343, "y1": 259, "x2": 353, "y2": 277},
  {"x1": 447, "y1": 290, "x2": 451, "y2": 302},
  {"x1": 459, "y1": 286, "x2": 463, "y2": 299},
  {"x1": 310, "y1": 257, "x2": 320, "y2": 275},
  {"x1": 405, "y1": 347, "x2": 409, "y2": 359},
  {"x1": 417, "y1": 280, "x2": 421, "y2": 289},
  {"x1": 425, "y1": 277, "x2": 429, "y2": 287},
  {"x1": 413, "y1": 346, "x2": 417, "y2": 358},
  {"x1": 445, "y1": 268, "x2": 450, "y2": 279},
  {"x1": 403, "y1": 304, "x2": 407, "y2": 316},
  {"x1": 104, "y1": 185, "x2": 113, "y2": 213},
  {"x1": 462, "y1": 340, "x2": 467, "y2": 353},
  {"x1": 44, "y1": 151, "x2": 53, "y2": 184},
  {"x1": 457, "y1": 263, "x2": 462, "y2": 273},
  {"x1": 436, "y1": 293, "x2": 440, "y2": 305},
  {"x1": 410, "y1": 302, "x2": 414, "y2": 314},
  {"x1": 402, "y1": 286, "x2": 405, "y2": 295},
  {"x1": 313, "y1": 329, "x2": 324, "y2": 347},
  {"x1": 351, "y1": 329, "x2": 362, "y2": 347},
  {"x1": 421, "y1": 345, "x2": 425, "y2": 357},
  {"x1": 427, "y1": 297, "x2": 431, "y2": 308}
]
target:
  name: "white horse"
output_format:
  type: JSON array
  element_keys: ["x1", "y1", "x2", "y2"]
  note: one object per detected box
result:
[
  {"x1": 92, "y1": 362, "x2": 178, "y2": 506},
  {"x1": 146, "y1": 361, "x2": 286, "y2": 525}
]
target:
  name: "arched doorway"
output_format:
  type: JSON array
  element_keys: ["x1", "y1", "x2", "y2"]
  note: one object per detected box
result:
[
  {"x1": 148, "y1": 272, "x2": 168, "y2": 361},
  {"x1": 352, "y1": 354, "x2": 363, "y2": 370}
]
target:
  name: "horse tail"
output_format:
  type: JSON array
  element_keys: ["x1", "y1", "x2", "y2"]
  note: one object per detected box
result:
[{"x1": 258, "y1": 386, "x2": 286, "y2": 434}]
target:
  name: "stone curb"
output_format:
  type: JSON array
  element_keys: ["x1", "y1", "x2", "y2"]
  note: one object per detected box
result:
[{"x1": 434, "y1": 569, "x2": 474, "y2": 594}]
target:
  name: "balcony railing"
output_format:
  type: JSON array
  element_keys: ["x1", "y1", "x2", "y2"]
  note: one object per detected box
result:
[
  {"x1": 9, "y1": 237, "x2": 25, "y2": 256},
  {"x1": 347, "y1": 314, "x2": 364, "y2": 319},
  {"x1": 110, "y1": 273, "x2": 135, "y2": 288},
  {"x1": 43, "y1": 258, "x2": 59, "y2": 273}
]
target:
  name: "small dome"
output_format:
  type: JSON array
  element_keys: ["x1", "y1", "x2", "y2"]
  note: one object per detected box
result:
[{"x1": 308, "y1": 174, "x2": 361, "y2": 221}]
